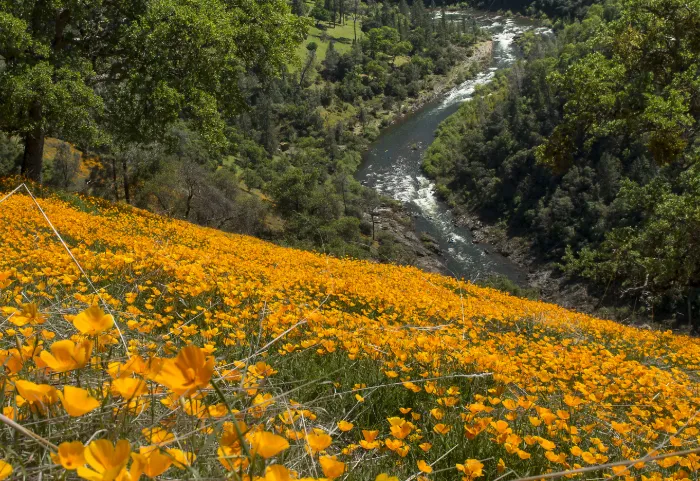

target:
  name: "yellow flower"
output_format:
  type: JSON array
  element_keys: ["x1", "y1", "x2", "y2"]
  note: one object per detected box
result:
[
  {"x1": 319, "y1": 456, "x2": 345, "y2": 479},
  {"x1": 39, "y1": 339, "x2": 92, "y2": 373},
  {"x1": 217, "y1": 444, "x2": 245, "y2": 472},
  {"x1": 417, "y1": 460, "x2": 433, "y2": 474},
  {"x1": 581, "y1": 451, "x2": 597, "y2": 464},
  {"x1": 419, "y1": 442, "x2": 432, "y2": 452},
  {"x1": 130, "y1": 446, "x2": 173, "y2": 479},
  {"x1": 14, "y1": 380, "x2": 59, "y2": 406},
  {"x1": 433, "y1": 423, "x2": 451, "y2": 435},
  {"x1": 538, "y1": 438, "x2": 556, "y2": 451},
  {"x1": 11, "y1": 303, "x2": 46, "y2": 326},
  {"x1": 337, "y1": 420, "x2": 354, "y2": 432},
  {"x1": 385, "y1": 438, "x2": 404, "y2": 451},
  {"x1": 456, "y1": 459, "x2": 484, "y2": 479},
  {"x1": 58, "y1": 386, "x2": 101, "y2": 417},
  {"x1": 72, "y1": 306, "x2": 114, "y2": 335},
  {"x1": 0, "y1": 460, "x2": 12, "y2": 480},
  {"x1": 51, "y1": 441, "x2": 86, "y2": 470},
  {"x1": 111, "y1": 377, "x2": 148, "y2": 400},
  {"x1": 264, "y1": 464, "x2": 293, "y2": 481},
  {"x1": 166, "y1": 448, "x2": 196, "y2": 469},
  {"x1": 77, "y1": 439, "x2": 131, "y2": 481},
  {"x1": 306, "y1": 430, "x2": 332, "y2": 453},
  {"x1": 247, "y1": 431, "x2": 290, "y2": 459},
  {"x1": 153, "y1": 345, "x2": 214, "y2": 395},
  {"x1": 375, "y1": 475, "x2": 399, "y2": 481},
  {"x1": 142, "y1": 428, "x2": 174, "y2": 446},
  {"x1": 388, "y1": 417, "x2": 413, "y2": 439}
]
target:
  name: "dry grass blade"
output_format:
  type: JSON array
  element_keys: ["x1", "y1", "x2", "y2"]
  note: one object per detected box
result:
[{"x1": 0, "y1": 413, "x2": 58, "y2": 452}]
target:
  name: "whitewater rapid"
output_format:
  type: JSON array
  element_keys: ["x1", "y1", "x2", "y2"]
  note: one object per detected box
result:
[{"x1": 357, "y1": 13, "x2": 551, "y2": 281}]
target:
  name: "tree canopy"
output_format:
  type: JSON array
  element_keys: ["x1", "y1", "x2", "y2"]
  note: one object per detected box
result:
[{"x1": 0, "y1": 0, "x2": 308, "y2": 180}]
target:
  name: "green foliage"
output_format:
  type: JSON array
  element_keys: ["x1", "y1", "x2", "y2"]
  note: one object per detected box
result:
[
  {"x1": 364, "y1": 26, "x2": 401, "y2": 58},
  {"x1": 539, "y1": 0, "x2": 700, "y2": 168},
  {"x1": 477, "y1": 275, "x2": 540, "y2": 300},
  {"x1": 0, "y1": 133, "x2": 21, "y2": 175},
  {"x1": 563, "y1": 164, "x2": 700, "y2": 306},
  {"x1": 0, "y1": 0, "x2": 308, "y2": 177},
  {"x1": 424, "y1": 0, "x2": 700, "y2": 319}
]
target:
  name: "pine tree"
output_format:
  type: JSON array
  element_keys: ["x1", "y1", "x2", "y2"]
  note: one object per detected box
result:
[
  {"x1": 323, "y1": 41, "x2": 341, "y2": 80},
  {"x1": 399, "y1": 0, "x2": 410, "y2": 17},
  {"x1": 411, "y1": 0, "x2": 427, "y2": 28},
  {"x1": 292, "y1": 0, "x2": 307, "y2": 16}
]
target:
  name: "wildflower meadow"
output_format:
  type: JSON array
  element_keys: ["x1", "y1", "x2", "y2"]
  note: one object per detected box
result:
[{"x1": 0, "y1": 183, "x2": 698, "y2": 480}]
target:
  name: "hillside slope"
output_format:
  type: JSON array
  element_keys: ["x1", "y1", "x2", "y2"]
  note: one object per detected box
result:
[{"x1": 0, "y1": 185, "x2": 698, "y2": 480}]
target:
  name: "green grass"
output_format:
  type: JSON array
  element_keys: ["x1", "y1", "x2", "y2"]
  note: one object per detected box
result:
[
  {"x1": 294, "y1": 20, "x2": 359, "y2": 66},
  {"x1": 394, "y1": 55, "x2": 410, "y2": 67}
]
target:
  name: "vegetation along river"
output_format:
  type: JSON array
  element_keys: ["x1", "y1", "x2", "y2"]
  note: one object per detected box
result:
[{"x1": 356, "y1": 11, "x2": 549, "y2": 284}]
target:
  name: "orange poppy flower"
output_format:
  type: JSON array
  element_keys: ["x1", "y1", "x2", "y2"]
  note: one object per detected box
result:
[
  {"x1": 337, "y1": 420, "x2": 354, "y2": 432},
  {"x1": 11, "y1": 303, "x2": 46, "y2": 326},
  {"x1": 40, "y1": 339, "x2": 92, "y2": 373},
  {"x1": 306, "y1": 430, "x2": 332, "y2": 453},
  {"x1": 14, "y1": 380, "x2": 59, "y2": 407},
  {"x1": 130, "y1": 446, "x2": 173, "y2": 479},
  {"x1": 417, "y1": 460, "x2": 432, "y2": 473},
  {"x1": 111, "y1": 377, "x2": 148, "y2": 400},
  {"x1": 319, "y1": 456, "x2": 345, "y2": 479},
  {"x1": 58, "y1": 386, "x2": 100, "y2": 417},
  {"x1": 72, "y1": 306, "x2": 114, "y2": 335},
  {"x1": 0, "y1": 460, "x2": 11, "y2": 481},
  {"x1": 50, "y1": 441, "x2": 85, "y2": 470},
  {"x1": 153, "y1": 345, "x2": 214, "y2": 395},
  {"x1": 247, "y1": 431, "x2": 290, "y2": 459},
  {"x1": 76, "y1": 439, "x2": 131, "y2": 481}
]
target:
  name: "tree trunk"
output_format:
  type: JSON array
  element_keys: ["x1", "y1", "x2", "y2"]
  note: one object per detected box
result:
[
  {"x1": 185, "y1": 186, "x2": 194, "y2": 220},
  {"x1": 21, "y1": 103, "x2": 45, "y2": 182},
  {"x1": 122, "y1": 158, "x2": 131, "y2": 204},
  {"x1": 353, "y1": 0, "x2": 359, "y2": 41},
  {"x1": 688, "y1": 291, "x2": 693, "y2": 328},
  {"x1": 111, "y1": 157, "x2": 120, "y2": 201}
]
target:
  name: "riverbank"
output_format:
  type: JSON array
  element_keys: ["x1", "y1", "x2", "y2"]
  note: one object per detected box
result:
[
  {"x1": 356, "y1": 14, "x2": 538, "y2": 284},
  {"x1": 353, "y1": 41, "x2": 497, "y2": 276},
  {"x1": 391, "y1": 41, "x2": 494, "y2": 121},
  {"x1": 368, "y1": 41, "x2": 494, "y2": 134},
  {"x1": 453, "y1": 208, "x2": 600, "y2": 312}
]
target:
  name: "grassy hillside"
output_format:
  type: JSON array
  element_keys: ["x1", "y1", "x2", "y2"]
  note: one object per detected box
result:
[
  {"x1": 295, "y1": 21, "x2": 358, "y2": 64},
  {"x1": 0, "y1": 184, "x2": 698, "y2": 480}
]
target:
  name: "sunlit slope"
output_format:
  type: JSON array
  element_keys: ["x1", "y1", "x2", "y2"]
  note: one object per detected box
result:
[{"x1": 0, "y1": 191, "x2": 698, "y2": 480}]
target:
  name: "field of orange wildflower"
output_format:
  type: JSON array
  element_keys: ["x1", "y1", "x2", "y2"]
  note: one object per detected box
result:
[{"x1": 0, "y1": 183, "x2": 698, "y2": 481}]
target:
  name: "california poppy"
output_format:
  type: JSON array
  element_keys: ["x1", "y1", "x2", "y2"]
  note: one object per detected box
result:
[
  {"x1": 72, "y1": 306, "x2": 114, "y2": 335},
  {"x1": 40, "y1": 339, "x2": 92, "y2": 373},
  {"x1": 76, "y1": 439, "x2": 131, "y2": 481},
  {"x1": 58, "y1": 386, "x2": 100, "y2": 417},
  {"x1": 51, "y1": 441, "x2": 85, "y2": 470},
  {"x1": 152, "y1": 345, "x2": 214, "y2": 396}
]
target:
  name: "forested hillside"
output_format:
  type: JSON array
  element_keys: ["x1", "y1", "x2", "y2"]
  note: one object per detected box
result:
[
  {"x1": 1, "y1": 0, "x2": 489, "y2": 268},
  {"x1": 424, "y1": 0, "x2": 700, "y2": 327}
]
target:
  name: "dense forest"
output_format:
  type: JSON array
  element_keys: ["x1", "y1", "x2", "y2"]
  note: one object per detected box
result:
[
  {"x1": 0, "y1": 0, "x2": 488, "y2": 266},
  {"x1": 424, "y1": 0, "x2": 700, "y2": 327}
]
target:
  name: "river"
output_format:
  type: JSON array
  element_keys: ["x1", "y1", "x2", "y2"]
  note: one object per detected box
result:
[{"x1": 356, "y1": 12, "x2": 547, "y2": 283}]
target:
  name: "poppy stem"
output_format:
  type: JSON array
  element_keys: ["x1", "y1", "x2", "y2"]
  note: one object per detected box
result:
[
  {"x1": 210, "y1": 381, "x2": 253, "y2": 460},
  {"x1": 0, "y1": 412, "x2": 58, "y2": 452}
]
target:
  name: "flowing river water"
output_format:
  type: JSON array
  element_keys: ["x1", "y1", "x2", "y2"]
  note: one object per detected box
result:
[{"x1": 356, "y1": 12, "x2": 548, "y2": 283}]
